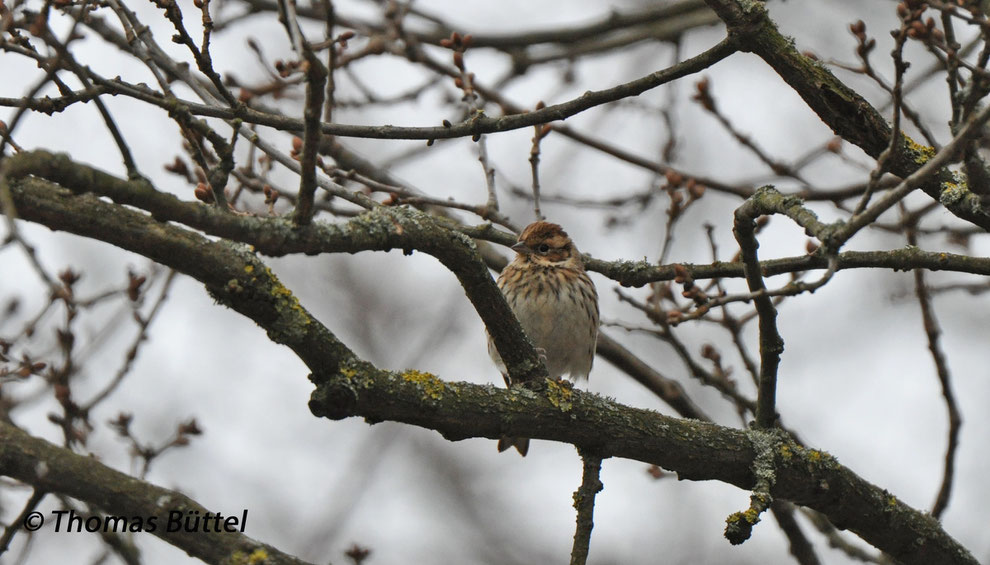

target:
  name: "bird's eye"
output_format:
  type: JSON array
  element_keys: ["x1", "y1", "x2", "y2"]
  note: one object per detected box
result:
[{"x1": 538, "y1": 243, "x2": 550, "y2": 253}]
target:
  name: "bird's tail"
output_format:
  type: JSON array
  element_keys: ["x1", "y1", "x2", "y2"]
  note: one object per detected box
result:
[{"x1": 497, "y1": 436, "x2": 530, "y2": 457}]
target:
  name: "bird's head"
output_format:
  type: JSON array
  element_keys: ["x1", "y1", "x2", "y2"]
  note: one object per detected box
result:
[{"x1": 511, "y1": 221, "x2": 581, "y2": 267}]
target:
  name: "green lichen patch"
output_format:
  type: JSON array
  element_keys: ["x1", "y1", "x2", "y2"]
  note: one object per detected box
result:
[
  {"x1": 939, "y1": 181, "x2": 968, "y2": 208},
  {"x1": 225, "y1": 277, "x2": 245, "y2": 294}
]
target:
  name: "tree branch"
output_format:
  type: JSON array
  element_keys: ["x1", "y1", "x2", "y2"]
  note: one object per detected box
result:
[
  {"x1": 733, "y1": 189, "x2": 787, "y2": 428},
  {"x1": 293, "y1": 48, "x2": 328, "y2": 225},
  {"x1": 907, "y1": 226, "x2": 961, "y2": 520},
  {"x1": 0, "y1": 152, "x2": 546, "y2": 384},
  {"x1": 569, "y1": 450, "x2": 604, "y2": 565},
  {"x1": 0, "y1": 165, "x2": 979, "y2": 565},
  {"x1": 306, "y1": 368, "x2": 977, "y2": 565},
  {"x1": 0, "y1": 421, "x2": 314, "y2": 565},
  {"x1": 81, "y1": 35, "x2": 736, "y2": 142},
  {"x1": 237, "y1": 0, "x2": 716, "y2": 51},
  {"x1": 701, "y1": 0, "x2": 990, "y2": 231},
  {"x1": 9, "y1": 150, "x2": 990, "y2": 294}
]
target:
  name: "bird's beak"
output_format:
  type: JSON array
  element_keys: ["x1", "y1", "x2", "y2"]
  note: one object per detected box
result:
[{"x1": 511, "y1": 241, "x2": 530, "y2": 254}]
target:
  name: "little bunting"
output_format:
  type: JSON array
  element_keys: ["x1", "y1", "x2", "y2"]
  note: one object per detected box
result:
[{"x1": 487, "y1": 221, "x2": 599, "y2": 456}]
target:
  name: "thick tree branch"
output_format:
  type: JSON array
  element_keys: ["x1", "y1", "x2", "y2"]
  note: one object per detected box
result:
[
  {"x1": 1, "y1": 3, "x2": 985, "y2": 564},
  {"x1": 0, "y1": 160, "x2": 979, "y2": 565},
  {"x1": 0, "y1": 152, "x2": 546, "y2": 384},
  {"x1": 307, "y1": 368, "x2": 977, "y2": 565},
  {"x1": 0, "y1": 422, "x2": 314, "y2": 565},
  {"x1": 701, "y1": 0, "x2": 990, "y2": 231},
  {"x1": 9, "y1": 150, "x2": 990, "y2": 292}
]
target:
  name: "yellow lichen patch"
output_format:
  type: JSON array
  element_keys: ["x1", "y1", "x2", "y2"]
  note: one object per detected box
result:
[
  {"x1": 778, "y1": 443, "x2": 794, "y2": 460},
  {"x1": 229, "y1": 548, "x2": 269, "y2": 565},
  {"x1": 401, "y1": 369, "x2": 446, "y2": 400},
  {"x1": 546, "y1": 379, "x2": 573, "y2": 412},
  {"x1": 801, "y1": 448, "x2": 839, "y2": 470},
  {"x1": 262, "y1": 266, "x2": 310, "y2": 322},
  {"x1": 726, "y1": 507, "x2": 760, "y2": 525},
  {"x1": 743, "y1": 507, "x2": 761, "y2": 523},
  {"x1": 244, "y1": 264, "x2": 255, "y2": 274},
  {"x1": 903, "y1": 134, "x2": 936, "y2": 163},
  {"x1": 270, "y1": 281, "x2": 298, "y2": 304},
  {"x1": 339, "y1": 367, "x2": 358, "y2": 379}
]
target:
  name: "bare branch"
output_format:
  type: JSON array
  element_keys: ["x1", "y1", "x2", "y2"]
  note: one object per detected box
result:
[
  {"x1": 732, "y1": 189, "x2": 786, "y2": 429},
  {"x1": 569, "y1": 450, "x2": 604, "y2": 565},
  {"x1": 0, "y1": 422, "x2": 313, "y2": 565}
]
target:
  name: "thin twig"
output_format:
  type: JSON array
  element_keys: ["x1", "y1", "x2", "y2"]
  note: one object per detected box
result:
[
  {"x1": 693, "y1": 77, "x2": 804, "y2": 181},
  {"x1": 612, "y1": 290, "x2": 758, "y2": 413},
  {"x1": 81, "y1": 270, "x2": 178, "y2": 411},
  {"x1": 770, "y1": 500, "x2": 823, "y2": 565},
  {"x1": 477, "y1": 134, "x2": 499, "y2": 214},
  {"x1": 321, "y1": 0, "x2": 337, "y2": 123},
  {"x1": 294, "y1": 50, "x2": 329, "y2": 225},
  {"x1": 672, "y1": 258, "x2": 837, "y2": 325},
  {"x1": 0, "y1": 177, "x2": 59, "y2": 292},
  {"x1": 595, "y1": 332, "x2": 710, "y2": 420},
  {"x1": 704, "y1": 225, "x2": 760, "y2": 387},
  {"x1": 529, "y1": 119, "x2": 549, "y2": 221},
  {"x1": 905, "y1": 218, "x2": 961, "y2": 520},
  {"x1": 0, "y1": 489, "x2": 45, "y2": 556},
  {"x1": 569, "y1": 449, "x2": 604, "y2": 565},
  {"x1": 853, "y1": 17, "x2": 910, "y2": 216},
  {"x1": 830, "y1": 96, "x2": 990, "y2": 247}
]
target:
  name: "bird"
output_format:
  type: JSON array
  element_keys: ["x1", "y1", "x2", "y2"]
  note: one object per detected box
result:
[{"x1": 487, "y1": 221, "x2": 599, "y2": 456}]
